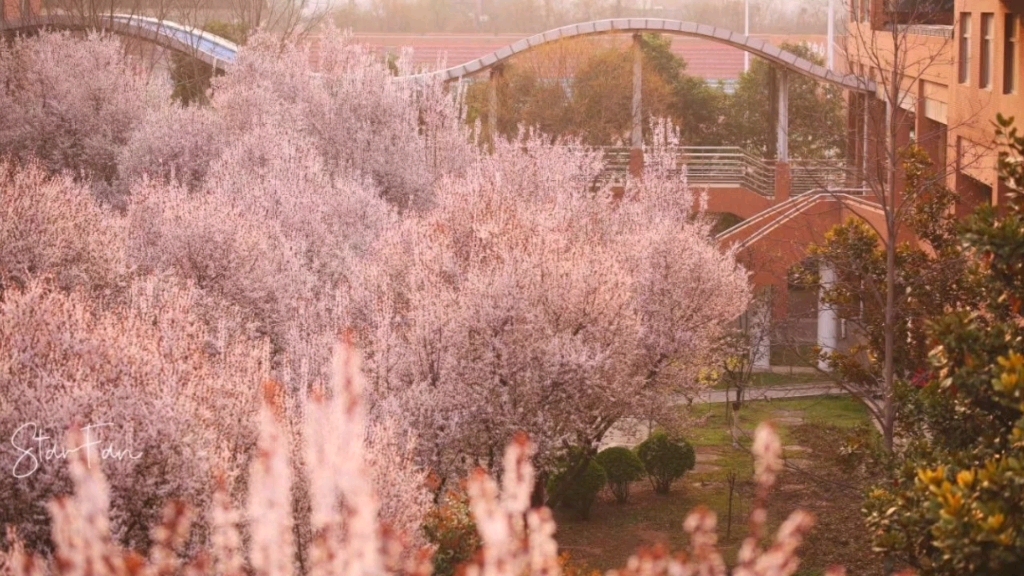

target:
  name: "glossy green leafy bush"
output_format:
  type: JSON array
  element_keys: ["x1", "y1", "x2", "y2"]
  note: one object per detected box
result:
[{"x1": 863, "y1": 121, "x2": 1024, "y2": 575}]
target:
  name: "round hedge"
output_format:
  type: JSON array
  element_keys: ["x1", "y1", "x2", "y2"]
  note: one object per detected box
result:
[
  {"x1": 596, "y1": 446, "x2": 645, "y2": 503},
  {"x1": 635, "y1": 432, "x2": 696, "y2": 494},
  {"x1": 548, "y1": 459, "x2": 607, "y2": 520}
]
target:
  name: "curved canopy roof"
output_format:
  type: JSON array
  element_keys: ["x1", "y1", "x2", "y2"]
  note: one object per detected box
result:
[
  {"x1": 1, "y1": 14, "x2": 237, "y2": 70},
  {"x1": 405, "y1": 18, "x2": 875, "y2": 94}
]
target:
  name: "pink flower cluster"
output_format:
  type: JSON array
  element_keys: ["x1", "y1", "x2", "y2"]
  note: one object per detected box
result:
[{"x1": 2, "y1": 343, "x2": 828, "y2": 576}]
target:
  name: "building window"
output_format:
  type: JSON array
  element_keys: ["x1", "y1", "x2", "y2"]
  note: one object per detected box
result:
[
  {"x1": 981, "y1": 13, "x2": 994, "y2": 89},
  {"x1": 959, "y1": 13, "x2": 972, "y2": 84},
  {"x1": 1006, "y1": 14, "x2": 1018, "y2": 94}
]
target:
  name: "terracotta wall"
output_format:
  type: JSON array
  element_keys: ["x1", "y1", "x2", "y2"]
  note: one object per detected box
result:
[
  {"x1": 947, "y1": 0, "x2": 1024, "y2": 202},
  {"x1": 846, "y1": 0, "x2": 1022, "y2": 208},
  {"x1": 1, "y1": 0, "x2": 41, "y2": 21}
]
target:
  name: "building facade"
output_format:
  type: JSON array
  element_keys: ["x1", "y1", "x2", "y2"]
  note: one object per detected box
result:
[
  {"x1": 1, "y1": 0, "x2": 41, "y2": 22},
  {"x1": 847, "y1": 0, "x2": 1023, "y2": 211}
]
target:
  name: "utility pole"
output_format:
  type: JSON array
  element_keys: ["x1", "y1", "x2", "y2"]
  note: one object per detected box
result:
[
  {"x1": 827, "y1": 0, "x2": 835, "y2": 70},
  {"x1": 629, "y1": 34, "x2": 644, "y2": 177},
  {"x1": 743, "y1": 0, "x2": 750, "y2": 72}
]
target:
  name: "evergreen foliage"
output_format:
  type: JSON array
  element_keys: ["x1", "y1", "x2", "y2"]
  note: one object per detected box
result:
[
  {"x1": 548, "y1": 459, "x2": 608, "y2": 520},
  {"x1": 595, "y1": 446, "x2": 646, "y2": 503},
  {"x1": 636, "y1": 433, "x2": 696, "y2": 494},
  {"x1": 863, "y1": 122, "x2": 1024, "y2": 575}
]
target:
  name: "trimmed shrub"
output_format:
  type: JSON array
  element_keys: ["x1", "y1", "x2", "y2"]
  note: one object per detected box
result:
[
  {"x1": 547, "y1": 459, "x2": 607, "y2": 520},
  {"x1": 595, "y1": 446, "x2": 645, "y2": 503},
  {"x1": 636, "y1": 433, "x2": 696, "y2": 494}
]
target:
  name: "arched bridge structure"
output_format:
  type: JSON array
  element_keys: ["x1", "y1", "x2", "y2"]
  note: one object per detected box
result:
[
  {"x1": 407, "y1": 18, "x2": 875, "y2": 94},
  {"x1": 0, "y1": 14, "x2": 237, "y2": 71},
  {"x1": 1, "y1": 16, "x2": 874, "y2": 93},
  {"x1": 398, "y1": 19, "x2": 875, "y2": 200}
]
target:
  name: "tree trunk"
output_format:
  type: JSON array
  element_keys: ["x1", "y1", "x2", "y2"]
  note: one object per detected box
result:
[
  {"x1": 531, "y1": 470, "x2": 547, "y2": 508},
  {"x1": 882, "y1": 67, "x2": 900, "y2": 453}
]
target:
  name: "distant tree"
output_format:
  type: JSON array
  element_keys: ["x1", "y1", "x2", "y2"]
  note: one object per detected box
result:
[
  {"x1": 569, "y1": 44, "x2": 669, "y2": 145},
  {"x1": 470, "y1": 34, "x2": 730, "y2": 147},
  {"x1": 330, "y1": 0, "x2": 830, "y2": 34},
  {"x1": 724, "y1": 42, "x2": 846, "y2": 159},
  {"x1": 227, "y1": 0, "x2": 330, "y2": 39},
  {"x1": 170, "y1": 20, "x2": 249, "y2": 107},
  {"x1": 638, "y1": 33, "x2": 730, "y2": 147},
  {"x1": 464, "y1": 62, "x2": 575, "y2": 144},
  {"x1": 716, "y1": 289, "x2": 774, "y2": 446},
  {"x1": 820, "y1": 0, "x2": 965, "y2": 455},
  {"x1": 569, "y1": 34, "x2": 731, "y2": 146}
]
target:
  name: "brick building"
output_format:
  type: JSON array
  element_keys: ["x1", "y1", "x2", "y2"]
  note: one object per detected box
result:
[
  {"x1": 1, "y1": 0, "x2": 40, "y2": 22},
  {"x1": 846, "y1": 0, "x2": 1022, "y2": 210}
]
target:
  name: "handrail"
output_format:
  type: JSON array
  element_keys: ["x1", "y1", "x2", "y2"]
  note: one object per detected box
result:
[
  {"x1": 789, "y1": 158, "x2": 850, "y2": 195},
  {"x1": 722, "y1": 190, "x2": 881, "y2": 251},
  {"x1": 598, "y1": 146, "x2": 865, "y2": 200},
  {"x1": 716, "y1": 193, "x2": 819, "y2": 243},
  {"x1": 600, "y1": 146, "x2": 777, "y2": 196}
]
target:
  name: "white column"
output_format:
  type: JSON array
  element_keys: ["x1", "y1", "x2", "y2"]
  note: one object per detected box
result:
[
  {"x1": 862, "y1": 94, "x2": 870, "y2": 186},
  {"x1": 817, "y1": 262, "x2": 838, "y2": 371},
  {"x1": 750, "y1": 302, "x2": 771, "y2": 370},
  {"x1": 776, "y1": 69, "x2": 789, "y2": 162}
]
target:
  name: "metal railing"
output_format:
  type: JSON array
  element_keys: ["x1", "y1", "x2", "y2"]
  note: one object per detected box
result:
[
  {"x1": 601, "y1": 146, "x2": 777, "y2": 196},
  {"x1": 680, "y1": 147, "x2": 777, "y2": 196},
  {"x1": 789, "y1": 159, "x2": 852, "y2": 195},
  {"x1": 884, "y1": 23, "x2": 954, "y2": 38},
  {"x1": 599, "y1": 146, "x2": 860, "y2": 198}
]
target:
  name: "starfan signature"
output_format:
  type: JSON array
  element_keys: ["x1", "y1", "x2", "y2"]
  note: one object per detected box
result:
[{"x1": 9, "y1": 423, "x2": 143, "y2": 478}]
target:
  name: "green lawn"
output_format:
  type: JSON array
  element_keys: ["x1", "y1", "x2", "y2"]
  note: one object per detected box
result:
[
  {"x1": 555, "y1": 397, "x2": 883, "y2": 575},
  {"x1": 684, "y1": 395, "x2": 869, "y2": 448}
]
